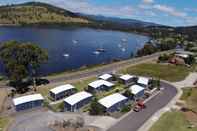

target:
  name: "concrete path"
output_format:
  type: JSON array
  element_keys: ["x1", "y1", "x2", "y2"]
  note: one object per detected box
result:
[{"x1": 173, "y1": 72, "x2": 197, "y2": 88}]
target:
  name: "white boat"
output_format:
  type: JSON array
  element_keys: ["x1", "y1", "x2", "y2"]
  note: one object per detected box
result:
[
  {"x1": 72, "y1": 40, "x2": 78, "y2": 44},
  {"x1": 122, "y1": 38, "x2": 127, "y2": 42},
  {"x1": 118, "y1": 44, "x2": 122, "y2": 48},
  {"x1": 121, "y1": 48, "x2": 126, "y2": 52},
  {"x1": 93, "y1": 51, "x2": 100, "y2": 55},
  {"x1": 63, "y1": 54, "x2": 70, "y2": 58}
]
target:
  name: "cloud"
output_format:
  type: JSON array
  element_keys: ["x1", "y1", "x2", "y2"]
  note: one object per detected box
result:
[
  {"x1": 38, "y1": 0, "x2": 135, "y2": 18},
  {"x1": 153, "y1": 4, "x2": 187, "y2": 17},
  {"x1": 142, "y1": 0, "x2": 154, "y2": 4}
]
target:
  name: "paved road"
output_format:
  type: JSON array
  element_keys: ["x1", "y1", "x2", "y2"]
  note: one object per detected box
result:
[
  {"x1": 47, "y1": 50, "x2": 173, "y2": 83},
  {"x1": 108, "y1": 82, "x2": 177, "y2": 131}
]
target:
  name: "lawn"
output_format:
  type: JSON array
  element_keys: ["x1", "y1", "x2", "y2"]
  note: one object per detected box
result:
[
  {"x1": 0, "y1": 88, "x2": 8, "y2": 113},
  {"x1": 0, "y1": 117, "x2": 10, "y2": 131},
  {"x1": 95, "y1": 83, "x2": 125, "y2": 99},
  {"x1": 149, "y1": 111, "x2": 197, "y2": 131},
  {"x1": 73, "y1": 77, "x2": 96, "y2": 91},
  {"x1": 121, "y1": 63, "x2": 190, "y2": 82},
  {"x1": 181, "y1": 87, "x2": 197, "y2": 112}
]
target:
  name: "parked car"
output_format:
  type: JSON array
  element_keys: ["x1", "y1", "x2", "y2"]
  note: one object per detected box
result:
[
  {"x1": 133, "y1": 105, "x2": 142, "y2": 112},
  {"x1": 133, "y1": 101, "x2": 146, "y2": 112}
]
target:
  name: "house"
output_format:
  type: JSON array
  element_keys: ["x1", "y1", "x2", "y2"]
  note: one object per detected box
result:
[
  {"x1": 137, "y1": 77, "x2": 150, "y2": 88},
  {"x1": 64, "y1": 91, "x2": 93, "y2": 112},
  {"x1": 13, "y1": 94, "x2": 44, "y2": 111},
  {"x1": 88, "y1": 80, "x2": 114, "y2": 92},
  {"x1": 99, "y1": 93, "x2": 128, "y2": 112},
  {"x1": 49, "y1": 84, "x2": 76, "y2": 101},
  {"x1": 99, "y1": 74, "x2": 113, "y2": 81},
  {"x1": 119, "y1": 74, "x2": 135, "y2": 85},
  {"x1": 129, "y1": 85, "x2": 145, "y2": 99}
]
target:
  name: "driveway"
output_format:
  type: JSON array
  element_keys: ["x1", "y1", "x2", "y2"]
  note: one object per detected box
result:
[{"x1": 107, "y1": 82, "x2": 177, "y2": 131}]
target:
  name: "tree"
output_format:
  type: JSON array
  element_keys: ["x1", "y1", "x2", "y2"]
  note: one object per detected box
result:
[
  {"x1": 185, "y1": 55, "x2": 195, "y2": 65},
  {"x1": 0, "y1": 41, "x2": 48, "y2": 92},
  {"x1": 89, "y1": 97, "x2": 104, "y2": 115},
  {"x1": 137, "y1": 43, "x2": 157, "y2": 57},
  {"x1": 123, "y1": 89, "x2": 133, "y2": 99}
]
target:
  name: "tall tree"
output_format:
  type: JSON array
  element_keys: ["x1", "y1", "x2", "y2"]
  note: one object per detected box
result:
[
  {"x1": 89, "y1": 97, "x2": 104, "y2": 115},
  {"x1": 0, "y1": 41, "x2": 48, "y2": 91}
]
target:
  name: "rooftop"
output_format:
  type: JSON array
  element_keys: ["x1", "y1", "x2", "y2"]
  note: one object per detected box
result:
[
  {"x1": 13, "y1": 94, "x2": 44, "y2": 106},
  {"x1": 64, "y1": 91, "x2": 92, "y2": 106},
  {"x1": 137, "y1": 77, "x2": 149, "y2": 86},
  {"x1": 88, "y1": 80, "x2": 114, "y2": 89},
  {"x1": 99, "y1": 93, "x2": 128, "y2": 108},
  {"x1": 130, "y1": 85, "x2": 145, "y2": 95},
  {"x1": 120, "y1": 74, "x2": 134, "y2": 81},
  {"x1": 50, "y1": 84, "x2": 75, "y2": 95},
  {"x1": 99, "y1": 74, "x2": 113, "y2": 80}
]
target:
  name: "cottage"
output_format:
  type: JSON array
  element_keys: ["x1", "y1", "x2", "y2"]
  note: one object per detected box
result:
[
  {"x1": 99, "y1": 74, "x2": 113, "y2": 81},
  {"x1": 99, "y1": 93, "x2": 128, "y2": 112},
  {"x1": 64, "y1": 91, "x2": 93, "y2": 112},
  {"x1": 129, "y1": 85, "x2": 145, "y2": 99},
  {"x1": 13, "y1": 94, "x2": 44, "y2": 111},
  {"x1": 88, "y1": 80, "x2": 114, "y2": 92},
  {"x1": 119, "y1": 74, "x2": 135, "y2": 85},
  {"x1": 50, "y1": 84, "x2": 76, "y2": 101},
  {"x1": 137, "y1": 77, "x2": 150, "y2": 88}
]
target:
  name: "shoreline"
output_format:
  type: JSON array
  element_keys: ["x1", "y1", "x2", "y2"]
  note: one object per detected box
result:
[{"x1": 0, "y1": 23, "x2": 151, "y2": 37}]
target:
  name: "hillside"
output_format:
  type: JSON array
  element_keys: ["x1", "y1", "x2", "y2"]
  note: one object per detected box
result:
[{"x1": 0, "y1": 2, "x2": 91, "y2": 26}]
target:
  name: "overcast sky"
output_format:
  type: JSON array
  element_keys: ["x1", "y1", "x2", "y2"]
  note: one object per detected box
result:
[{"x1": 1, "y1": 0, "x2": 197, "y2": 26}]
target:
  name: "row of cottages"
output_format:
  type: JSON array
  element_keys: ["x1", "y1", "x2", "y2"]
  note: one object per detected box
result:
[
  {"x1": 64, "y1": 91, "x2": 93, "y2": 112},
  {"x1": 49, "y1": 84, "x2": 76, "y2": 101},
  {"x1": 88, "y1": 80, "x2": 114, "y2": 92},
  {"x1": 13, "y1": 94, "x2": 44, "y2": 111},
  {"x1": 98, "y1": 93, "x2": 128, "y2": 112},
  {"x1": 119, "y1": 74, "x2": 150, "y2": 88}
]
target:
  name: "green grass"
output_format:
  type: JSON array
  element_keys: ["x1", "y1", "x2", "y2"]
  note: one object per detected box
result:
[
  {"x1": 0, "y1": 117, "x2": 10, "y2": 131},
  {"x1": 73, "y1": 77, "x2": 97, "y2": 91},
  {"x1": 149, "y1": 111, "x2": 197, "y2": 131},
  {"x1": 121, "y1": 63, "x2": 190, "y2": 82},
  {"x1": 181, "y1": 87, "x2": 197, "y2": 112},
  {"x1": 181, "y1": 88, "x2": 193, "y2": 100},
  {"x1": 37, "y1": 77, "x2": 97, "y2": 97},
  {"x1": 50, "y1": 102, "x2": 64, "y2": 112},
  {"x1": 0, "y1": 76, "x2": 3, "y2": 81},
  {"x1": 95, "y1": 83, "x2": 125, "y2": 99}
]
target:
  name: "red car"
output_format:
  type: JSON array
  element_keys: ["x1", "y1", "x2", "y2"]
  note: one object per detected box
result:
[{"x1": 133, "y1": 101, "x2": 146, "y2": 112}]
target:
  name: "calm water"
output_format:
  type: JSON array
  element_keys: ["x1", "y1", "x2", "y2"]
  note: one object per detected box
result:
[{"x1": 0, "y1": 27, "x2": 149, "y2": 75}]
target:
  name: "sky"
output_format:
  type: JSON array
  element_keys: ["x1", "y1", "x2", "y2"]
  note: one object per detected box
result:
[{"x1": 0, "y1": 0, "x2": 197, "y2": 27}]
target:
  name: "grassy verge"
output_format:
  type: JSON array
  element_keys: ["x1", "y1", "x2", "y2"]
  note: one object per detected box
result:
[
  {"x1": 50, "y1": 102, "x2": 64, "y2": 112},
  {"x1": 181, "y1": 87, "x2": 197, "y2": 112},
  {"x1": 37, "y1": 77, "x2": 97, "y2": 97},
  {"x1": 0, "y1": 88, "x2": 8, "y2": 113},
  {"x1": 0, "y1": 117, "x2": 10, "y2": 131},
  {"x1": 73, "y1": 77, "x2": 96, "y2": 91},
  {"x1": 121, "y1": 63, "x2": 190, "y2": 82},
  {"x1": 149, "y1": 111, "x2": 197, "y2": 131},
  {"x1": 95, "y1": 83, "x2": 125, "y2": 99}
]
